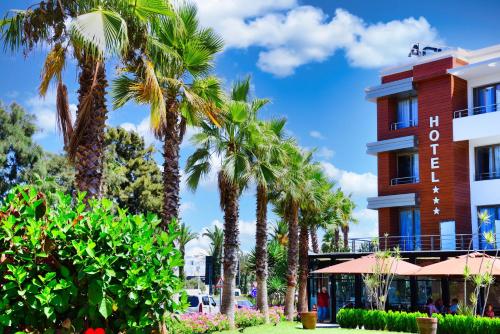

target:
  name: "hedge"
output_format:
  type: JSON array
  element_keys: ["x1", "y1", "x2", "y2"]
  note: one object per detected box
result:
[{"x1": 337, "y1": 308, "x2": 500, "y2": 333}]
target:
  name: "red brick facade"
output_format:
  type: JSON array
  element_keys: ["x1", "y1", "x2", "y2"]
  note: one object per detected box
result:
[{"x1": 376, "y1": 57, "x2": 472, "y2": 242}]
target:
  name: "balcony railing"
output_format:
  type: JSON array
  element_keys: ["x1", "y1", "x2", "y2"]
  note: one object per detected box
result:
[
  {"x1": 390, "y1": 119, "x2": 418, "y2": 131},
  {"x1": 453, "y1": 103, "x2": 500, "y2": 118},
  {"x1": 391, "y1": 176, "x2": 419, "y2": 185},
  {"x1": 476, "y1": 171, "x2": 500, "y2": 181},
  {"x1": 339, "y1": 234, "x2": 500, "y2": 253}
]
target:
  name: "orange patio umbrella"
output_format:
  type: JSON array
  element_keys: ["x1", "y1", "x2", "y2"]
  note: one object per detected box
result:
[
  {"x1": 413, "y1": 252, "x2": 500, "y2": 276},
  {"x1": 312, "y1": 254, "x2": 421, "y2": 275}
]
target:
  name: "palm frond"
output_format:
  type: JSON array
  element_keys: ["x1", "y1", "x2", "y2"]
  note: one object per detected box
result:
[
  {"x1": 39, "y1": 44, "x2": 66, "y2": 96},
  {"x1": 56, "y1": 82, "x2": 73, "y2": 148},
  {"x1": 231, "y1": 76, "x2": 251, "y2": 102},
  {"x1": 0, "y1": 10, "x2": 28, "y2": 52},
  {"x1": 70, "y1": 8, "x2": 128, "y2": 59},
  {"x1": 128, "y1": 0, "x2": 173, "y2": 22}
]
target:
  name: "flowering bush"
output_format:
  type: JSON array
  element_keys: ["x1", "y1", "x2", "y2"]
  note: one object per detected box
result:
[
  {"x1": 0, "y1": 186, "x2": 184, "y2": 333},
  {"x1": 168, "y1": 307, "x2": 285, "y2": 333}
]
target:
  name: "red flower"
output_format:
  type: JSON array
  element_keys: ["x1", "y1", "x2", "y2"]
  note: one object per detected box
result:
[
  {"x1": 84, "y1": 329, "x2": 95, "y2": 334},
  {"x1": 95, "y1": 328, "x2": 105, "y2": 334}
]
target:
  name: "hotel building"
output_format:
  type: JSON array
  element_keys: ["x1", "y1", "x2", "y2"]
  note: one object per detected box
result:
[
  {"x1": 308, "y1": 44, "x2": 500, "y2": 322},
  {"x1": 366, "y1": 44, "x2": 500, "y2": 251}
]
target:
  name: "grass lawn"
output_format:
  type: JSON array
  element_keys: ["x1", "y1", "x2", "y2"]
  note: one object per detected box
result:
[{"x1": 216, "y1": 321, "x2": 403, "y2": 333}]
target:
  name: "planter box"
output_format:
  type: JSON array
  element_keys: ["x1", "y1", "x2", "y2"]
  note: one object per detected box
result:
[{"x1": 416, "y1": 317, "x2": 437, "y2": 334}]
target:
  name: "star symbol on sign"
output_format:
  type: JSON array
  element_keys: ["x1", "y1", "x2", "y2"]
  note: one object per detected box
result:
[
  {"x1": 433, "y1": 207, "x2": 440, "y2": 215},
  {"x1": 433, "y1": 197, "x2": 440, "y2": 204},
  {"x1": 433, "y1": 186, "x2": 440, "y2": 194}
]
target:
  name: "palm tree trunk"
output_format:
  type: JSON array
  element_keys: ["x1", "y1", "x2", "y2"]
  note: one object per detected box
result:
[
  {"x1": 219, "y1": 174, "x2": 239, "y2": 329},
  {"x1": 284, "y1": 200, "x2": 299, "y2": 321},
  {"x1": 74, "y1": 59, "x2": 107, "y2": 198},
  {"x1": 342, "y1": 225, "x2": 349, "y2": 250},
  {"x1": 297, "y1": 223, "x2": 309, "y2": 313},
  {"x1": 179, "y1": 244, "x2": 185, "y2": 281},
  {"x1": 310, "y1": 225, "x2": 319, "y2": 254},
  {"x1": 255, "y1": 184, "x2": 269, "y2": 323},
  {"x1": 161, "y1": 101, "x2": 181, "y2": 227},
  {"x1": 334, "y1": 228, "x2": 340, "y2": 251}
]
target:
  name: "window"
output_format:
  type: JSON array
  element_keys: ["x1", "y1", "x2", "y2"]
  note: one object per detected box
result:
[
  {"x1": 475, "y1": 145, "x2": 500, "y2": 180},
  {"x1": 392, "y1": 152, "x2": 419, "y2": 185},
  {"x1": 474, "y1": 83, "x2": 500, "y2": 114},
  {"x1": 188, "y1": 296, "x2": 199, "y2": 307},
  {"x1": 477, "y1": 206, "x2": 500, "y2": 250},
  {"x1": 394, "y1": 96, "x2": 418, "y2": 130},
  {"x1": 399, "y1": 207, "x2": 421, "y2": 251}
]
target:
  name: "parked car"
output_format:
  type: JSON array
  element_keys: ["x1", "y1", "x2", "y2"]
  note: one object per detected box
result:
[
  {"x1": 186, "y1": 295, "x2": 219, "y2": 314},
  {"x1": 234, "y1": 289, "x2": 242, "y2": 297},
  {"x1": 236, "y1": 299, "x2": 255, "y2": 309}
]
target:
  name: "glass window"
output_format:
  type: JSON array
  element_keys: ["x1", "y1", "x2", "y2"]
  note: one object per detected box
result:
[
  {"x1": 188, "y1": 296, "x2": 199, "y2": 307},
  {"x1": 396, "y1": 96, "x2": 418, "y2": 129},
  {"x1": 399, "y1": 207, "x2": 421, "y2": 251},
  {"x1": 475, "y1": 145, "x2": 500, "y2": 180},
  {"x1": 395, "y1": 153, "x2": 419, "y2": 184},
  {"x1": 474, "y1": 84, "x2": 500, "y2": 114},
  {"x1": 477, "y1": 206, "x2": 500, "y2": 250}
]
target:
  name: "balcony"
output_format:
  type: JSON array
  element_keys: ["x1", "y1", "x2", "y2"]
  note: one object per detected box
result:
[
  {"x1": 335, "y1": 233, "x2": 500, "y2": 253},
  {"x1": 390, "y1": 119, "x2": 418, "y2": 131},
  {"x1": 453, "y1": 104, "x2": 500, "y2": 141},
  {"x1": 476, "y1": 170, "x2": 500, "y2": 181},
  {"x1": 391, "y1": 176, "x2": 419, "y2": 185}
]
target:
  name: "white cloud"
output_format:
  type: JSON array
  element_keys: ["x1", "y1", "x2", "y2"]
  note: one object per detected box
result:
[
  {"x1": 309, "y1": 130, "x2": 325, "y2": 140},
  {"x1": 350, "y1": 208, "x2": 378, "y2": 238},
  {"x1": 194, "y1": 1, "x2": 440, "y2": 76},
  {"x1": 119, "y1": 116, "x2": 156, "y2": 146},
  {"x1": 180, "y1": 201, "x2": 196, "y2": 215},
  {"x1": 320, "y1": 161, "x2": 377, "y2": 198},
  {"x1": 315, "y1": 147, "x2": 335, "y2": 160}
]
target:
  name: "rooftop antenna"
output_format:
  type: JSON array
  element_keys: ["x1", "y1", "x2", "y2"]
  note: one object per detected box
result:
[
  {"x1": 408, "y1": 43, "x2": 421, "y2": 57},
  {"x1": 409, "y1": 43, "x2": 443, "y2": 57}
]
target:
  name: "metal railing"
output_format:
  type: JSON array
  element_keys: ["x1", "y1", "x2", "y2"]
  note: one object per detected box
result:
[
  {"x1": 453, "y1": 103, "x2": 500, "y2": 118},
  {"x1": 476, "y1": 170, "x2": 500, "y2": 181},
  {"x1": 390, "y1": 119, "x2": 418, "y2": 131},
  {"x1": 391, "y1": 176, "x2": 419, "y2": 185},
  {"x1": 342, "y1": 233, "x2": 500, "y2": 253}
]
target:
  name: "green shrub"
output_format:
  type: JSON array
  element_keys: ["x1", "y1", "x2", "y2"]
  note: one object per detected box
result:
[
  {"x1": 0, "y1": 187, "x2": 184, "y2": 333},
  {"x1": 434, "y1": 313, "x2": 500, "y2": 334}
]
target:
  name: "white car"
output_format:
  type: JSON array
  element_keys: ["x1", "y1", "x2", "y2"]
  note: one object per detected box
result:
[{"x1": 187, "y1": 295, "x2": 219, "y2": 314}]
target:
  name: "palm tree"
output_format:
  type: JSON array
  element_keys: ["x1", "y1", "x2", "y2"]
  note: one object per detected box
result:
[
  {"x1": 244, "y1": 94, "x2": 287, "y2": 322},
  {"x1": 271, "y1": 144, "x2": 319, "y2": 320},
  {"x1": 186, "y1": 78, "x2": 262, "y2": 327},
  {"x1": 112, "y1": 3, "x2": 224, "y2": 227},
  {"x1": 203, "y1": 225, "x2": 224, "y2": 285},
  {"x1": 178, "y1": 222, "x2": 198, "y2": 280},
  {"x1": 297, "y1": 164, "x2": 329, "y2": 313},
  {"x1": 1, "y1": 0, "x2": 172, "y2": 198},
  {"x1": 336, "y1": 192, "x2": 358, "y2": 249}
]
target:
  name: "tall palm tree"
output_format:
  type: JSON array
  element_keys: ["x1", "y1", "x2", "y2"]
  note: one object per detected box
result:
[
  {"x1": 272, "y1": 145, "x2": 319, "y2": 320},
  {"x1": 297, "y1": 164, "x2": 329, "y2": 313},
  {"x1": 203, "y1": 225, "x2": 224, "y2": 284},
  {"x1": 112, "y1": 3, "x2": 224, "y2": 227},
  {"x1": 186, "y1": 79, "x2": 261, "y2": 328},
  {"x1": 336, "y1": 192, "x2": 358, "y2": 249},
  {"x1": 1, "y1": 0, "x2": 172, "y2": 198},
  {"x1": 240, "y1": 85, "x2": 287, "y2": 322},
  {"x1": 178, "y1": 222, "x2": 198, "y2": 280}
]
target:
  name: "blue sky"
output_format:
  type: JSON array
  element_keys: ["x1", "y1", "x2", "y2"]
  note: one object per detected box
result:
[{"x1": 2, "y1": 0, "x2": 500, "y2": 255}]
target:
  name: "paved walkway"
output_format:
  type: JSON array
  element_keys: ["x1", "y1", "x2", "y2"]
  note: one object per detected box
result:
[{"x1": 315, "y1": 323, "x2": 339, "y2": 329}]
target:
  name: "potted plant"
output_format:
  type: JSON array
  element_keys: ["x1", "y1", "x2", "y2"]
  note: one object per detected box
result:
[
  {"x1": 300, "y1": 311, "x2": 318, "y2": 330},
  {"x1": 416, "y1": 317, "x2": 437, "y2": 334}
]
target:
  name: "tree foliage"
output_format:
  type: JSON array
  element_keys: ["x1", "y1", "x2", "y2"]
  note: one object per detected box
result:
[{"x1": 0, "y1": 103, "x2": 43, "y2": 196}]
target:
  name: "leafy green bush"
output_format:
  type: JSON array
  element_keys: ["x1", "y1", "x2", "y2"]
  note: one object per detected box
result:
[
  {"x1": 433, "y1": 313, "x2": 500, "y2": 334},
  {"x1": 0, "y1": 187, "x2": 184, "y2": 333},
  {"x1": 338, "y1": 308, "x2": 500, "y2": 334}
]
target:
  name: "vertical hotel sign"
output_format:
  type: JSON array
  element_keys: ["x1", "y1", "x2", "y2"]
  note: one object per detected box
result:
[{"x1": 429, "y1": 116, "x2": 440, "y2": 215}]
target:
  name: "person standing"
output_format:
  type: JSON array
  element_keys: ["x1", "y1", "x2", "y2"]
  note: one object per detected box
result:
[{"x1": 317, "y1": 286, "x2": 330, "y2": 322}]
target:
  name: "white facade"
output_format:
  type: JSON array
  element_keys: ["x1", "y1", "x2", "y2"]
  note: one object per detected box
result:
[
  {"x1": 184, "y1": 254, "x2": 206, "y2": 278},
  {"x1": 450, "y1": 54, "x2": 500, "y2": 248}
]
